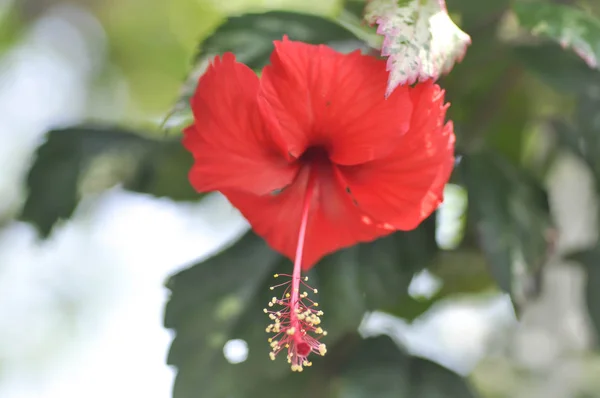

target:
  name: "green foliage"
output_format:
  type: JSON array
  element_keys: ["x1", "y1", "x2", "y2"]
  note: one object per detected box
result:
[
  {"x1": 19, "y1": 126, "x2": 197, "y2": 237},
  {"x1": 196, "y1": 11, "x2": 359, "y2": 69},
  {"x1": 460, "y1": 151, "x2": 553, "y2": 308},
  {"x1": 10, "y1": 0, "x2": 600, "y2": 397},
  {"x1": 514, "y1": 2, "x2": 600, "y2": 71},
  {"x1": 165, "y1": 219, "x2": 479, "y2": 398},
  {"x1": 568, "y1": 246, "x2": 600, "y2": 344},
  {"x1": 512, "y1": 1, "x2": 600, "y2": 345}
]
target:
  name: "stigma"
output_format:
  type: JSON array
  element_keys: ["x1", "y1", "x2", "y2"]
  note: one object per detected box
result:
[{"x1": 263, "y1": 166, "x2": 327, "y2": 372}]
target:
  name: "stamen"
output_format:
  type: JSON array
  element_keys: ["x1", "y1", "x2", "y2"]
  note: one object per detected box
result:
[{"x1": 264, "y1": 167, "x2": 327, "y2": 372}]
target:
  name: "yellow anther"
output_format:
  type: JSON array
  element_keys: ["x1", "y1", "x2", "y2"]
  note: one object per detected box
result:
[
  {"x1": 317, "y1": 311, "x2": 323, "y2": 316},
  {"x1": 269, "y1": 352, "x2": 276, "y2": 360},
  {"x1": 269, "y1": 314, "x2": 276, "y2": 320},
  {"x1": 263, "y1": 308, "x2": 268, "y2": 313},
  {"x1": 269, "y1": 286, "x2": 274, "y2": 290},
  {"x1": 322, "y1": 331, "x2": 328, "y2": 336},
  {"x1": 274, "y1": 274, "x2": 279, "y2": 278},
  {"x1": 268, "y1": 338, "x2": 272, "y2": 343},
  {"x1": 313, "y1": 289, "x2": 318, "y2": 294},
  {"x1": 286, "y1": 327, "x2": 296, "y2": 335},
  {"x1": 291, "y1": 364, "x2": 303, "y2": 372},
  {"x1": 314, "y1": 302, "x2": 319, "y2": 307},
  {"x1": 285, "y1": 343, "x2": 290, "y2": 348},
  {"x1": 304, "y1": 276, "x2": 308, "y2": 281},
  {"x1": 318, "y1": 344, "x2": 327, "y2": 356},
  {"x1": 268, "y1": 302, "x2": 273, "y2": 307},
  {"x1": 285, "y1": 293, "x2": 290, "y2": 298},
  {"x1": 315, "y1": 327, "x2": 323, "y2": 334}
]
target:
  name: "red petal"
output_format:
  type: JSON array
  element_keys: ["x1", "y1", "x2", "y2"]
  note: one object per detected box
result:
[
  {"x1": 258, "y1": 38, "x2": 413, "y2": 165},
  {"x1": 339, "y1": 81, "x2": 455, "y2": 230},
  {"x1": 184, "y1": 53, "x2": 298, "y2": 196},
  {"x1": 223, "y1": 161, "x2": 392, "y2": 270}
]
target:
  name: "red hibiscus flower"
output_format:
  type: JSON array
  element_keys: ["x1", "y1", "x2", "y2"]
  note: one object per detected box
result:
[{"x1": 183, "y1": 37, "x2": 455, "y2": 371}]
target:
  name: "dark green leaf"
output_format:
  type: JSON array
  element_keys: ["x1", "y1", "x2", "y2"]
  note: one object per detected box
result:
[
  {"x1": 513, "y1": 3, "x2": 600, "y2": 70},
  {"x1": 163, "y1": 11, "x2": 362, "y2": 129},
  {"x1": 20, "y1": 125, "x2": 199, "y2": 237},
  {"x1": 313, "y1": 215, "x2": 438, "y2": 340},
  {"x1": 387, "y1": 246, "x2": 496, "y2": 322},
  {"x1": 460, "y1": 150, "x2": 554, "y2": 305},
  {"x1": 20, "y1": 126, "x2": 155, "y2": 236},
  {"x1": 196, "y1": 11, "x2": 359, "y2": 69},
  {"x1": 440, "y1": 17, "x2": 520, "y2": 154},
  {"x1": 407, "y1": 356, "x2": 479, "y2": 398},
  {"x1": 586, "y1": 262, "x2": 600, "y2": 348},
  {"x1": 132, "y1": 140, "x2": 198, "y2": 201},
  {"x1": 165, "y1": 216, "x2": 438, "y2": 398},
  {"x1": 513, "y1": 43, "x2": 600, "y2": 94},
  {"x1": 570, "y1": 88, "x2": 600, "y2": 187},
  {"x1": 338, "y1": 336, "x2": 411, "y2": 397},
  {"x1": 338, "y1": 336, "x2": 479, "y2": 398},
  {"x1": 551, "y1": 84, "x2": 600, "y2": 187},
  {"x1": 446, "y1": 0, "x2": 509, "y2": 29},
  {"x1": 566, "y1": 246, "x2": 600, "y2": 346},
  {"x1": 165, "y1": 233, "x2": 285, "y2": 398},
  {"x1": 246, "y1": 335, "x2": 480, "y2": 397}
]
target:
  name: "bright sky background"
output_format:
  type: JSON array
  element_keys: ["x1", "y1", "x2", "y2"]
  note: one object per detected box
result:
[{"x1": 0, "y1": 4, "x2": 514, "y2": 398}]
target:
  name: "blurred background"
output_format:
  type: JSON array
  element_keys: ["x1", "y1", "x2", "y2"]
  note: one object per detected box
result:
[{"x1": 1, "y1": 0, "x2": 600, "y2": 397}]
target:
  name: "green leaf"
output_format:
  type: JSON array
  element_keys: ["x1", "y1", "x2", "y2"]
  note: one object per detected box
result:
[
  {"x1": 386, "y1": 246, "x2": 497, "y2": 322},
  {"x1": 163, "y1": 10, "x2": 362, "y2": 129},
  {"x1": 197, "y1": 10, "x2": 359, "y2": 69},
  {"x1": 445, "y1": 0, "x2": 509, "y2": 29},
  {"x1": 19, "y1": 125, "x2": 198, "y2": 237},
  {"x1": 314, "y1": 215, "x2": 438, "y2": 340},
  {"x1": 245, "y1": 335, "x2": 480, "y2": 397},
  {"x1": 513, "y1": 43, "x2": 600, "y2": 94},
  {"x1": 338, "y1": 336, "x2": 479, "y2": 397},
  {"x1": 132, "y1": 140, "x2": 198, "y2": 201},
  {"x1": 566, "y1": 246, "x2": 600, "y2": 346},
  {"x1": 513, "y1": 2, "x2": 600, "y2": 70},
  {"x1": 165, "y1": 233, "x2": 285, "y2": 398},
  {"x1": 165, "y1": 216, "x2": 438, "y2": 398},
  {"x1": 551, "y1": 73, "x2": 600, "y2": 186},
  {"x1": 364, "y1": 0, "x2": 471, "y2": 95},
  {"x1": 439, "y1": 15, "x2": 514, "y2": 151},
  {"x1": 406, "y1": 356, "x2": 479, "y2": 397},
  {"x1": 460, "y1": 150, "x2": 554, "y2": 305}
]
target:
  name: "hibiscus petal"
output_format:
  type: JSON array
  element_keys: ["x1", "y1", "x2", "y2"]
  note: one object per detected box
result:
[
  {"x1": 339, "y1": 80, "x2": 455, "y2": 230},
  {"x1": 184, "y1": 53, "x2": 298, "y2": 196},
  {"x1": 222, "y1": 162, "x2": 392, "y2": 270},
  {"x1": 258, "y1": 37, "x2": 413, "y2": 165}
]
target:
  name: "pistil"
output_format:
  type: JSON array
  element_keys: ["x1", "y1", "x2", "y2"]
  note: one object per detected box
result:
[{"x1": 264, "y1": 166, "x2": 327, "y2": 372}]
